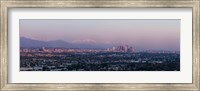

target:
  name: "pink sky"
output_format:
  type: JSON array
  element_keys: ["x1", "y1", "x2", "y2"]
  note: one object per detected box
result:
[{"x1": 20, "y1": 19, "x2": 180, "y2": 51}]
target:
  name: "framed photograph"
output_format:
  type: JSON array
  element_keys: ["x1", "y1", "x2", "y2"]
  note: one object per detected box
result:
[{"x1": 0, "y1": 0, "x2": 199, "y2": 91}]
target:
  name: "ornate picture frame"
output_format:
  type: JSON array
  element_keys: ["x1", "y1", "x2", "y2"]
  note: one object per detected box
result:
[{"x1": 0, "y1": 0, "x2": 199, "y2": 90}]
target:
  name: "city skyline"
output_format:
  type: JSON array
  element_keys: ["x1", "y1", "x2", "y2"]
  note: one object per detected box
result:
[{"x1": 20, "y1": 19, "x2": 180, "y2": 51}]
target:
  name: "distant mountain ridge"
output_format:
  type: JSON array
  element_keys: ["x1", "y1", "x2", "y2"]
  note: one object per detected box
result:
[
  {"x1": 20, "y1": 37, "x2": 180, "y2": 51},
  {"x1": 20, "y1": 37, "x2": 106, "y2": 49}
]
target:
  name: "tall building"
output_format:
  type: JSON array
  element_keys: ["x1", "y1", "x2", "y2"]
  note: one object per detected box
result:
[
  {"x1": 128, "y1": 46, "x2": 134, "y2": 52},
  {"x1": 124, "y1": 44, "x2": 128, "y2": 52},
  {"x1": 110, "y1": 44, "x2": 134, "y2": 52},
  {"x1": 112, "y1": 47, "x2": 116, "y2": 51}
]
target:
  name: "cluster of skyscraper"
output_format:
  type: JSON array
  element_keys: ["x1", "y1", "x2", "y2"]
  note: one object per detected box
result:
[{"x1": 107, "y1": 44, "x2": 134, "y2": 52}]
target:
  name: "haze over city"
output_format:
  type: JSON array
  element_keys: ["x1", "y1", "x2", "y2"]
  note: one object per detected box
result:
[{"x1": 20, "y1": 19, "x2": 180, "y2": 51}]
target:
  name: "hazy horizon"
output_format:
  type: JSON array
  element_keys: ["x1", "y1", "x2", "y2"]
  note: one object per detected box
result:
[{"x1": 20, "y1": 19, "x2": 180, "y2": 51}]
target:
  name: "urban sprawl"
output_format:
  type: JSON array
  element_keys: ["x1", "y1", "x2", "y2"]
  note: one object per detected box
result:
[{"x1": 20, "y1": 44, "x2": 180, "y2": 71}]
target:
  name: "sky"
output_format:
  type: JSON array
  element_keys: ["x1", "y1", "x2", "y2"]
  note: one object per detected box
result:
[{"x1": 20, "y1": 19, "x2": 180, "y2": 51}]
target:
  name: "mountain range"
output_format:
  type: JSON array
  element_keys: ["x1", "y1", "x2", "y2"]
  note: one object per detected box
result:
[{"x1": 20, "y1": 37, "x2": 110, "y2": 49}]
